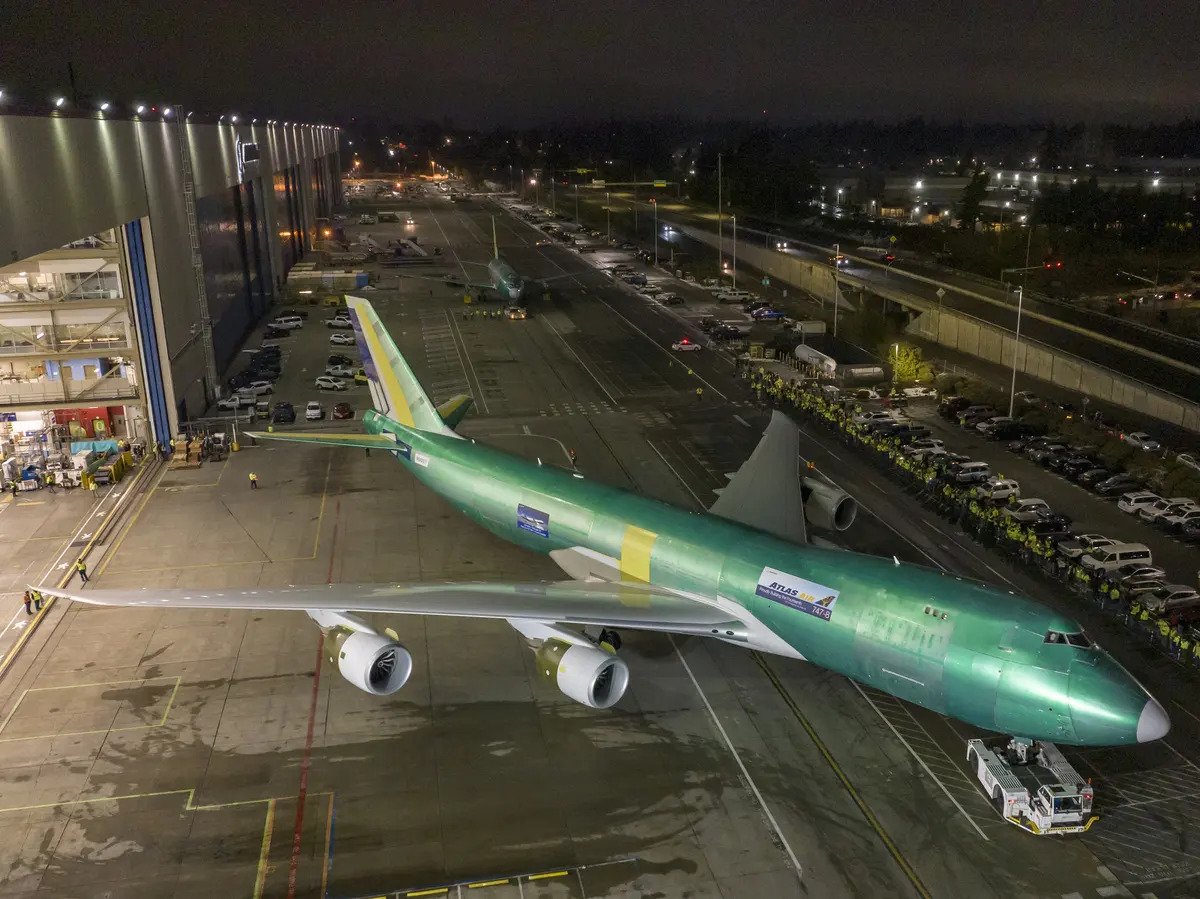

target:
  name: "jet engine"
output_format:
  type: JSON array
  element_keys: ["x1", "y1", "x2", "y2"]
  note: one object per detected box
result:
[
  {"x1": 801, "y1": 472, "x2": 857, "y2": 532},
  {"x1": 535, "y1": 639, "x2": 630, "y2": 709},
  {"x1": 334, "y1": 631, "x2": 413, "y2": 695}
]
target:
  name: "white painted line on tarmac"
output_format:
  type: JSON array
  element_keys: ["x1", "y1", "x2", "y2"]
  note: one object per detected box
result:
[
  {"x1": 539, "y1": 316, "x2": 620, "y2": 405},
  {"x1": 849, "y1": 682, "x2": 990, "y2": 841},
  {"x1": 646, "y1": 440, "x2": 705, "y2": 509},
  {"x1": 733, "y1": 415, "x2": 751, "y2": 428},
  {"x1": 670, "y1": 635, "x2": 805, "y2": 881}
]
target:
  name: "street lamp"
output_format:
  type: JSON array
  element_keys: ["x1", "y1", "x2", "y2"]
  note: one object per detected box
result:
[
  {"x1": 832, "y1": 242, "x2": 840, "y2": 336},
  {"x1": 606, "y1": 191, "x2": 611, "y2": 241},
  {"x1": 1007, "y1": 287, "x2": 1025, "y2": 417},
  {"x1": 731, "y1": 215, "x2": 737, "y2": 288},
  {"x1": 652, "y1": 198, "x2": 658, "y2": 267}
]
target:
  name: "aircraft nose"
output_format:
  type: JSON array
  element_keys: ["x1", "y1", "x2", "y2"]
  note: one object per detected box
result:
[{"x1": 1137, "y1": 698, "x2": 1171, "y2": 743}]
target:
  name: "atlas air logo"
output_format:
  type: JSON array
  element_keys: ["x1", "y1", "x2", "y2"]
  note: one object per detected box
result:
[{"x1": 769, "y1": 582, "x2": 799, "y2": 597}]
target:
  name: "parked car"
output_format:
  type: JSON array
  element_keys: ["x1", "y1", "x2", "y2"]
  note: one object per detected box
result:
[
  {"x1": 305, "y1": 401, "x2": 324, "y2": 421},
  {"x1": 326, "y1": 314, "x2": 353, "y2": 329},
  {"x1": 1026, "y1": 443, "x2": 1066, "y2": 464},
  {"x1": 1004, "y1": 499, "x2": 1052, "y2": 522},
  {"x1": 1080, "y1": 542, "x2": 1154, "y2": 574},
  {"x1": 1028, "y1": 516, "x2": 1073, "y2": 541},
  {"x1": 976, "y1": 416, "x2": 1015, "y2": 435},
  {"x1": 332, "y1": 402, "x2": 354, "y2": 421},
  {"x1": 314, "y1": 375, "x2": 348, "y2": 391},
  {"x1": 1120, "y1": 576, "x2": 1169, "y2": 600},
  {"x1": 505, "y1": 306, "x2": 529, "y2": 320},
  {"x1": 216, "y1": 394, "x2": 255, "y2": 411},
  {"x1": 938, "y1": 396, "x2": 971, "y2": 419},
  {"x1": 328, "y1": 353, "x2": 355, "y2": 367},
  {"x1": 1161, "y1": 507, "x2": 1200, "y2": 533},
  {"x1": 988, "y1": 421, "x2": 1040, "y2": 441},
  {"x1": 1077, "y1": 467, "x2": 1118, "y2": 487},
  {"x1": 1058, "y1": 455, "x2": 1101, "y2": 478},
  {"x1": 240, "y1": 379, "x2": 274, "y2": 396},
  {"x1": 262, "y1": 326, "x2": 290, "y2": 340},
  {"x1": 1138, "y1": 497, "x2": 1197, "y2": 525},
  {"x1": 1056, "y1": 534, "x2": 1116, "y2": 560},
  {"x1": 1143, "y1": 584, "x2": 1200, "y2": 615},
  {"x1": 975, "y1": 478, "x2": 1020, "y2": 502},
  {"x1": 1176, "y1": 453, "x2": 1200, "y2": 474},
  {"x1": 271, "y1": 402, "x2": 295, "y2": 424},
  {"x1": 948, "y1": 460, "x2": 991, "y2": 484},
  {"x1": 660, "y1": 293, "x2": 684, "y2": 305},
  {"x1": 1182, "y1": 520, "x2": 1200, "y2": 543},
  {"x1": 325, "y1": 364, "x2": 355, "y2": 378},
  {"x1": 750, "y1": 307, "x2": 786, "y2": 321},
  {"x1": 1111, "y1": 562, "x2": 1167, "y2": 583},
  {"x1": 698, "y1": 316, "x2": 720, "y2": 333},
  {"x1": 902, "y1": 437, "x2": 944, "y2": 456},
  {"x1": 330, "y1": 332, "x2": 356, "y2": 346},
  {"x1": 1124, "y1": 431, "x2": 1162, "y2": 452},
  {"x1": 957, "y1": 406, "x2": 996, "y2": 427},
  {"x1": 1094, "y1": 474, "x2": 1143, "y2": 497},
  {"x1": 1117, "y1": 491, "x2": 1162, "y2": 514},
  {"x1": 901, "y1": 386, "x2": 937, "y2": 398}
]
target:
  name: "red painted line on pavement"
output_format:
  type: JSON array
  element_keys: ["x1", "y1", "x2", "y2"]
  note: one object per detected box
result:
[{"x1": 287, "y1": 497, "x2": 341, "y2": 898}]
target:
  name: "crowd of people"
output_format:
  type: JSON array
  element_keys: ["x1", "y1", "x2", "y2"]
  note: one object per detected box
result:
[{"x1": 747, "y1": 365, "x2": 1199, "y2": 668}]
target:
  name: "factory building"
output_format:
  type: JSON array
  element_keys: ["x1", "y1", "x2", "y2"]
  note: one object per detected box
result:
[{"x1": 0, "y1": 108, "x2": 340, "y2": 465}]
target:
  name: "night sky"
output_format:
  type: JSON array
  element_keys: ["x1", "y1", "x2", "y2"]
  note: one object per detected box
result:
[{"x1": 3, "y1": 0, "x2": 1197, "y2": 126}]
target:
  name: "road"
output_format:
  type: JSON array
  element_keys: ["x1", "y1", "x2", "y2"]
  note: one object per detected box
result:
[{"x1": 591, "y1": 191, "x2": 1200, "y2": 403}]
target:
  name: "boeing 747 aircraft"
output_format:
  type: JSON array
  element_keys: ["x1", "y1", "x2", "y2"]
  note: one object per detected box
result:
[{"x1": 46, "y1": 297, "x2": 1169, "y2": 747}]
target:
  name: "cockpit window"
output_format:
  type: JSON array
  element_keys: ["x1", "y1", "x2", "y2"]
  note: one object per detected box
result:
[{"x1": 1045, "y1": 630, "x2": 1093, "y2": 648}]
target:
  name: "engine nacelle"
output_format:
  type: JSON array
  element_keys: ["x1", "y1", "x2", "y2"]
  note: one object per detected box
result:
[
  {"x1": 535, "y1": 640, "x2": 630, "y2": 709},
  {"x1": 802, "y1": 474, "x2": 857, "y2": 532},
  {"x1": 335, "y1": 631, "x2": 413, "y2": 695}
]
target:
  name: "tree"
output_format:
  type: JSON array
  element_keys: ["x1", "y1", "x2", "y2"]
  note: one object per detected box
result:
[
  {"x1": 885, "y1": 343, "x2": 935, "y2": 384},
  {"x1": 958, "y1": 170, "x2": 988, "y2": 231}
]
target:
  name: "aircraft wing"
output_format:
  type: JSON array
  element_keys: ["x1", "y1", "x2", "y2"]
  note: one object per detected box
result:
[
  {"x1": 245, "y1": 430, "x2": 397, "y2": 451},
  {"x1": 709, "y1": 410, "x2": 807, "y2": 544},
  {"x1": 40, "y1": 581, "x2": 746, "y2": 636}
]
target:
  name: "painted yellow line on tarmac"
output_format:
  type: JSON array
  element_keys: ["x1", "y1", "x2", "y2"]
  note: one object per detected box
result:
[
  {"x1": 527, "y1": 870, "x2": 568, "y2": 880},
  {"x1": 0, "y1": 461, "x2": 157, "y2": 681},
  {"x1": 100, "y1": 455, "x2": 332, "y2": 575},
  {"x1": 320, "y1": 792, "x2": 335, "y2": 898},
  {"x1": 253, "y1": 798, "x2": 276, "y2": 899},
  {"x1": 0, "y1": 675, "x2": 180, "y2": 742},
  {"x1": 752, "y1": 652, "x2": 932, "y2": 899},
  {"x1": 467, "y1": 878, "x2": 510, "y2": 888},
  {"x1": 407, "y1": 889, "x2": 448, "y2": 897}
]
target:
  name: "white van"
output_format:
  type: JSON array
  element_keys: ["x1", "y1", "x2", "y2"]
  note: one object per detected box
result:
[
  {"x1": 1080, "y1": 542, "x2": 1153, "y2": 574},
  {"x1": 1117, "y1": 490, "x2": 1160, "y2": 514},
  {"x1": 270, "y1": 315, "x2": 304, "y2": 330}
]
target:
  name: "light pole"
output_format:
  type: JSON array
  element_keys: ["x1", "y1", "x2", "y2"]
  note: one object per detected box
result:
[
  {"x1": 731, "y1": 215, "x2": 737, "y2": 288},
  {"x1": 1007, "y1": 286, "x2": 1025, "y2": 417},
  {"x1": 717, "y1": 152, "x2": 723, "y2": 270},
  {"x1": 606, "y1": 191, "x2": 611, "y2": 242},
  {"x1": 574, "y1": 183, "x2": 579, "y2": 223},
  {"x1": 832, "y1": 242, "x2": 840, "y2": 337},
  {"x1": 652, "y1": 199, "x2": 658, "y2": 267}
]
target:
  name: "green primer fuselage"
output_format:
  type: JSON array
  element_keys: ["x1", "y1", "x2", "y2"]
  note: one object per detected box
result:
[{"x1": 364, "y1": 411, "x2": 1155, "y2": 746}]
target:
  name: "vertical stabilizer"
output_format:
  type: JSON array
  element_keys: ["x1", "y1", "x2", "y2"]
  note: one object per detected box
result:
[{"x1": 345, "y1": 296, "x2": 456, "y2": 435}]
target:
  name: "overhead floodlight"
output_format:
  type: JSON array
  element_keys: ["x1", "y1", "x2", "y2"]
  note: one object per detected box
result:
[
  {"x1": 54, "y1": 96, "x2": 66, "y2": 107},
  {"x1": 99, "y1": 101, "x2": 110, "y2": 111},
  {"x1": 162, "y1": 107, "x2": 172, "y2": 117},
  {"x1": 230, "y1": 115, "x2": 238, "y2": 123},
  {"x1": 136, "y1": 104, "x2": 147, "y2": 115}
]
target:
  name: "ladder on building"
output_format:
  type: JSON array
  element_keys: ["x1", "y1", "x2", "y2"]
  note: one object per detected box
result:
[{"x1": 173, "y1": 115, "x2": 220, "y2": 402}]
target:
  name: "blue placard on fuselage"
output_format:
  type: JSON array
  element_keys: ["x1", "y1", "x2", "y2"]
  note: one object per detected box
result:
[{"x1": 517, "y1": 504, "x2": 550, "y2": 537}]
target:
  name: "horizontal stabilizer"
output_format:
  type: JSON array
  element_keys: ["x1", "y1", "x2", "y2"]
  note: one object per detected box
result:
[
  {"x1": 245, "y1": 430, "x2": 396, "y2": 450},
  {"x1": 436, "y1": 394, "x2": 474, "y2": 430}
]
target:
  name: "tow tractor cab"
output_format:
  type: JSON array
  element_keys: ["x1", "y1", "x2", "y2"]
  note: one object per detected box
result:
[{"x1": 968, "y1": 737, "x2": 1097, "y2": 835}]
